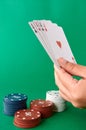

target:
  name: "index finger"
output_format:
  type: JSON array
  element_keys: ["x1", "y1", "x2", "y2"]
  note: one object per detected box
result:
[{"x1": 54, "y1": 65, "x2": 78, "y2": 89}]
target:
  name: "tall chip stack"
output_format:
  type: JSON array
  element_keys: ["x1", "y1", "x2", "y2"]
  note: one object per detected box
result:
[
  {"x1": 3, "y1": 93, "x2": 28, "y2": 116},
  {"x1": 46, "y1": 90, "x2": 67, "y2": 112}
]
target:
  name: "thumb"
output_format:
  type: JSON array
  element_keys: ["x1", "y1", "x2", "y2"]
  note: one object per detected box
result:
[{"x1": 58, "y1": 58, "x2": 86, "y2": 78}]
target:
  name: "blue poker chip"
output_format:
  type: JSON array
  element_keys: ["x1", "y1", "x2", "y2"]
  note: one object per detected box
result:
[
  {"x1": 4, "y1": 93, "x2": 28, "y2": 104},
  {"x1": 3, "y1": 93, "x2": 28, "y2": 116}
]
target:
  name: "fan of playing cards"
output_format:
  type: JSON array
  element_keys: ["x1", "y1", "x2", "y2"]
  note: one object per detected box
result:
[{"x1": 28, "y1": 20, "x2": 76, "y2": 67}]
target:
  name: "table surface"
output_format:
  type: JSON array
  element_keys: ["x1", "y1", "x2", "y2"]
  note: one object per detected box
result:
[{"x1": 1, "y1": 0, "x2": 86, "y2": 130}]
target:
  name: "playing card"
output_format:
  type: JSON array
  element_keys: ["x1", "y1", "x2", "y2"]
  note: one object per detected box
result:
[
  {"x1": 56, "y1": 26, "x2": 76, "y2": 63},
  {"x1": 29, "y1": 21, "x2": 58, "y2": 66},
  {"x1": 37, "y1": 20, "x2": 58, "y2": 65},
  {"x1": 44, "y1": 21, "x2": 76, "y2": 63},
  {"x1": 42, "y1": 21, "x2": 62, "y2": 60}
]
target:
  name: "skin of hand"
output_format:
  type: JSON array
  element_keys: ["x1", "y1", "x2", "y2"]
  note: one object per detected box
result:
[{"x1": 54, "y1": 57, "x2": 86, "y2": 108}]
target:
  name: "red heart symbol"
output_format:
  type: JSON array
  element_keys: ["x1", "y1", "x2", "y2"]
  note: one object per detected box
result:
[{"x1": 56, "y1": 41, "x2": 62, "y2": 48}]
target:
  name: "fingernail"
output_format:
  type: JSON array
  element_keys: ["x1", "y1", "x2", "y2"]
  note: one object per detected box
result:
[{"x1": 58, "y1": 58, "x2": 67, "y2": 65}]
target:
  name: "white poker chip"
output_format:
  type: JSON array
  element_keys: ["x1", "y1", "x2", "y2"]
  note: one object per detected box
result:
[
  {"x1": 46, "y1": 90, "x2": 67, "y2": 112},
  {"x1": 46, "y1": 90, "x2": 65, "y2": 103},
  {"x1": 53, "y1": 102, "x2": 67, "y2": 112}
]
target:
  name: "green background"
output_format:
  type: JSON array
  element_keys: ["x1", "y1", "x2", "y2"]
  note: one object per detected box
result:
[{"x1": 1, "y1": 0, "x2": 86, "y2": 130}]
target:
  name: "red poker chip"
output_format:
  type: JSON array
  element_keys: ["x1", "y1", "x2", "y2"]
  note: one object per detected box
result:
[
  {"x1": 14, "y1": 120, "x2": 41, "y2": 127},
  {"x1": 14, "y1": 121, "x2": 40, "y2": 128},
  {"x1": 14, "y1": 109, "x2": 41, "y2": 128},
  {"x1": 30, "y1": 99, "x2": 53, "y2": 108},
  {"x1": 15, "y1": 117, "x2": 41, "y2": 124},
  {"x1": 30, "y1": 99, "x2": 54, "y2": 118}
]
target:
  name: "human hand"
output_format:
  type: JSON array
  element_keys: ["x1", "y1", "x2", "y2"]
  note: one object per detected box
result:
[{"x1": 54, "y1": 58, "x2": 86, "y2": 108}]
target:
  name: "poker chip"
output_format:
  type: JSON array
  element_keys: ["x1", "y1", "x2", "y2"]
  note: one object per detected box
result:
[
  {"x1": 46, "y1": 90, "x2": 67, "y2": 112},
  {"x1": 14, "y1": 109, "x2": 41, "y2": 128},
  {"x1": 30, "y1": 99, "x2": 54, "y2": 118},
  {"x1": 3, "y1": 93, "x2": 28, "y2": 116}
]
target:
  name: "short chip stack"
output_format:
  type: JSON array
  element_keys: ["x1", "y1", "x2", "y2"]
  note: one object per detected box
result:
[
  {"x1": 14, "y1": 109, "x2": 41, "y2": 128},
  {"x1": 30, "y1": 99, "x2": 54, "y2": 118},
  {"x1": 3, "y1": 93, "x2": 28, "y2": 116},
  {"x1": 46, "y1": 90, "x2": 67, "y2": 112}
]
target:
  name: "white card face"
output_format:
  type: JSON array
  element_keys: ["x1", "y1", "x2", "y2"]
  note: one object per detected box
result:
[
  {"x1": 43, "y1": 21, "x2": 62, "y2": 60},
  {"x1": 44, "y1": 22, "x2": 76, "y2": 63},
  {"x1": 39, "y1": 20, "x2": 60, "y2": 67},
  {"x1": 56, "y1": 26, "x2": 76, "y2": 63},
  {"x1": 28, "y1": 20, "x2": 76, "y2": 68},
  {"x1": 29, "y1": 21, "x2": 46, "y2": 50},
  {"x1": 38, "y1": 20, "x2": 57, "y2": 63}
]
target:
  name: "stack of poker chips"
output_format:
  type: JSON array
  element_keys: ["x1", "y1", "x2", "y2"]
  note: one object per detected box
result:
[
  {"x1": 46, "y1": 90, "x2": 67, "y2": 112},
  {"x1": 14, "y1": 109, "x2": 41, "y2": 128},
  {"x1": 14, "y1": 99, "x2": 54, "y2": 128},
  {"x1": 3, "y1": 93, "x2": 28, "y2": 116},
  {"x1": 30, "y1": 99, "x2": 54, "y2": 118}
]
